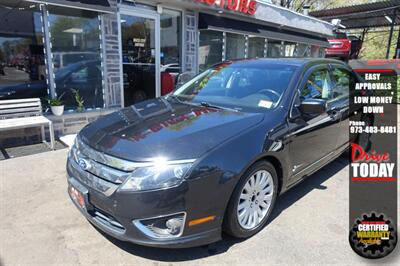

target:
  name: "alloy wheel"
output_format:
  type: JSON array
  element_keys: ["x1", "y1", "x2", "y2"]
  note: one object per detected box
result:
[{"x1": 236, "y1": 170, "x2": 274, "y2": 230}]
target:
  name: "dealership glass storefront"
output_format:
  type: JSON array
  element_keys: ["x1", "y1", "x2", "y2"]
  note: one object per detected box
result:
[
  {"x1": 198, "y1": 30, "x2": 323, "y2": 70},
  {"x1": 0, "y1": 0, "x2": 332, "y2": 118},
  {"x1": 0, "y1": 3, "x2": 47, "y2": 99},
  {"x1": 0, "y1": 1, "x2": 105, "y2": 111},
  {"x1": 48, "y1": 6, "x2": 104, "y2": 109}
]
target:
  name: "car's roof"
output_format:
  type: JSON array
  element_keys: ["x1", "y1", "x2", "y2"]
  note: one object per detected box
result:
[{"x1": 216, "y1": 58, "x2": 348, "y2": 68}]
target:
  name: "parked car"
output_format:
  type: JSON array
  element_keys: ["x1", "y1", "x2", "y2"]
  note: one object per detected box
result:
[
  {"x1": 67, "y1": 58, "x2": 368, "y2": 248},
  {"x1": 53, "y1": 52, "x2": 98, "y2": 71},
  {"x1": 326, "y1": 31, "x2": 352, "y2": 61},
  {"x1": 0, "y1": 60, "x2": 103, "y2": 108}
]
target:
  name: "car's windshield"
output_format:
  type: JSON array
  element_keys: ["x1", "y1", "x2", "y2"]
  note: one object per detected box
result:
[{"x1": 172, "y1": 62, "x2": 297, "y2": 112}]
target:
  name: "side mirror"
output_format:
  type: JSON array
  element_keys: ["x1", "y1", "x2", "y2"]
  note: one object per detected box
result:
[{"x1": 299, "y1": 98, "x2": 326, "y2": 114}]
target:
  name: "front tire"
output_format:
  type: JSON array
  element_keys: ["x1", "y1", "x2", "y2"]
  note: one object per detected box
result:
[{"x1": 223, "y1": 161, "x2": 278, "y2": 238}]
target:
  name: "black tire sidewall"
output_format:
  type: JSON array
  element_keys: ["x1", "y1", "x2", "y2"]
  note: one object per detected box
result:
[
  {"x1": 223, "y1": 160, "x2": 278, "y2": 238},
  {"x1": 357, "y1": 116, "x2": 372, "y2": 151}
]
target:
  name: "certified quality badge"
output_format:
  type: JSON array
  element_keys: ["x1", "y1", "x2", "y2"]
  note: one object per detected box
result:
[{"x1": 349, "y1": 212, "x2": 397, "y2": 258}]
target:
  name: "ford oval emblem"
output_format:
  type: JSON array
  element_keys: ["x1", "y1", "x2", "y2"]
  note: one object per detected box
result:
[{"x1": 78, "y1": 158, "x2": 91, "y2": 171}]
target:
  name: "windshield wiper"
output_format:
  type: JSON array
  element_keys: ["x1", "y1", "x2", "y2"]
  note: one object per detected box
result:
[
  {"x1": 167, "y1": 94, "x2": 184, "y2": 103},
  {"x1": 168, "y1": 96, "x2": 239, "y2": 112},
  {"x1": 199, "y1": 102, "x2": 239, "y2": 112}
]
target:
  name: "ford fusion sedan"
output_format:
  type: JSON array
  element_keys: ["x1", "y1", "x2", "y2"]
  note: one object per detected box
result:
[{"x1": 67, "y1": 58, "x2": 366, "y2": 248}]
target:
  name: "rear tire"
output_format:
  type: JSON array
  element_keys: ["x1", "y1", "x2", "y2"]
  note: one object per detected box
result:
[
  {"x1": 223, "y1": 161, "x2": 278, "y2": 238},
  {"x1": 357, "y1": 116, "x2": 372, "y2": 151}
]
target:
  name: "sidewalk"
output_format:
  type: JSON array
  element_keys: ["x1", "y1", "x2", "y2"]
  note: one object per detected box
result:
[{"x1": 1, "y1": 148, "x2": 399, "y2": 265}]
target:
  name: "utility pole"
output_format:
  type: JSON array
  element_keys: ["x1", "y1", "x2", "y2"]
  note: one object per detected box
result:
[
  {"x1": 395, "y1": 26, "x2": 400, "y2": 58},
  {"x1": 386, "y1": 9, "x2": 396, "y2": 59}
]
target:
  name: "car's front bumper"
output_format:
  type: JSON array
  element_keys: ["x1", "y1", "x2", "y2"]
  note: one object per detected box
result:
[
  {"x1": 66, "y1": 158, "x2": 222, "y2": 248},
  {"x1": 325, "y1": 49, "x2": 350, "y2": 57}
]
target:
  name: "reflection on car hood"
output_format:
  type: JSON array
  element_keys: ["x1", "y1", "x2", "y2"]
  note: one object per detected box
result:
[{"x1": 79, "y1": 98, "x2": 264, "y2": 161}]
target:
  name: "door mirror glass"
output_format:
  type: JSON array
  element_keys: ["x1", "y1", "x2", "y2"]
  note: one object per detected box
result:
[{"x1": 300, "y1": 98, "x2": 326, "y2": 114}]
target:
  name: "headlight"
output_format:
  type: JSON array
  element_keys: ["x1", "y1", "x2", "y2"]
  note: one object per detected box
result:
[{"x1": 120, "y1": 160, "x2": 194, "y2": 192}]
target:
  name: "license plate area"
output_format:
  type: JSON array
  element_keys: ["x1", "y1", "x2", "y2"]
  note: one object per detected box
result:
[
  {"x1": 68, "y1": 178, "x2": 89, "y2": 210},
  {"x1": 69, "y1": 185, "x2": 86, "y2": 208}
]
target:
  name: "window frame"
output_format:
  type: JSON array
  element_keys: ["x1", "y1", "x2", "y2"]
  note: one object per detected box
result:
[
  {"x1": 46, "y1": 6, "x2": 106, "y2": 110},
  {"x1": 159, "y1": 6, "x2": 184, "y2": 74}
]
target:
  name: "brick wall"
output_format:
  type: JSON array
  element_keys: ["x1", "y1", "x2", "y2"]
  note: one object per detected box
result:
[
  {"x1": 184, "y1": 11, "x2": 198, "y2": 74},
  {"x1": 0, "y1": 109, "x2": 117, "y2": 148},
  {"x1": 102, "y1": 0, "x2": 122, "y2": 109},
  {"x1": 47, "y1": 109, "x2": 117, "y2": 136}
]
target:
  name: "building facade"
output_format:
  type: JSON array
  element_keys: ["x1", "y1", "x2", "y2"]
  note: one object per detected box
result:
[{"x1": 0, "y1": 0, "x2": 334, "y2": 143}]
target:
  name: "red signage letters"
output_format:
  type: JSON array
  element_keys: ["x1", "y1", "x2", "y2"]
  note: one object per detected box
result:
[{"x1": 196, "y1": 0, "x2": 257, "y2": 15}]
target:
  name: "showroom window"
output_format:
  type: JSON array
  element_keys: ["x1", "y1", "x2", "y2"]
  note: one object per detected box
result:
[
  {"x1": 160, "y1": 9, "x2": 182, "y2": 74},
  {"x1": 267, "y1": 40, "x2": 282, "y2": 57},
  {"x1": 225, "y1": 33, "x2": 246, "y2": 60},
  {"x1": 296, "y1": 43, "x2": 311, "y2": 57},
  {"x1": 199, "y1": 30, "x2": 224, "y2": 71},
  {"x1": 311, "y1": 45, "x2": 321, "y2": 57},
  {"x1": 0, "y1": 3, "x2": 48, "y2": 100},
  {"x1": 319, "y1": 47, "x2": 326, "y2": 57},
  {"x1": 248, "y1": 36, "x2": 266, "y2": 58},
  {"x1": 283, "y1": 41, "x2": 297, "y2": 57},
  {"x1": 48, "y1": 6, "x2": 104, "y2": 110}
]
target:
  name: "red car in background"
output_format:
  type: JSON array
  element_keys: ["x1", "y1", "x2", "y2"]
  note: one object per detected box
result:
[
  {"x1": 326, "y1": 31, "x2": 351, "y2": 61},
  {"x1": 326, "y1": 31, "x2": 362, "y2": 61}
]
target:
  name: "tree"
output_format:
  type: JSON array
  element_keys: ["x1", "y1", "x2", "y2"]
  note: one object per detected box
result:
[{"x1": 270, "y1": 0, "x2": 377, "y2": 12}]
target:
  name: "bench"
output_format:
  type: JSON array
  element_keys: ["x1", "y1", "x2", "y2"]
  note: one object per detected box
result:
[{"x1": 0, "y1": 98, "x2": 55, "y2": 150}]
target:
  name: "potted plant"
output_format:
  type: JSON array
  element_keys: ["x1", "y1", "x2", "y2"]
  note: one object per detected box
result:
[
  {"x1": 47, "y1": 93, "x2": 65, "y2": 116},
  {"x1": 71, "y1": 89, "x2": 85, "y2": 112}
]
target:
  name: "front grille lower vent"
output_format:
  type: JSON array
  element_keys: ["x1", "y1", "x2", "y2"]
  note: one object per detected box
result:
[{"x1": 89, "y1": 208, "x2": 125, "y2": 232}]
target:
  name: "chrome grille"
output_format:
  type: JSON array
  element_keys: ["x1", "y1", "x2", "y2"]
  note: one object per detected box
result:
[
  {"x1": 76, "y1": 137, "x2": 154, "y2": 171},
  {"x1": 68, "y1": 158, "x2": 118, "y2": 196},
  {"x1": 71, "y1": 137, "x2": 133, "y2": 185}
]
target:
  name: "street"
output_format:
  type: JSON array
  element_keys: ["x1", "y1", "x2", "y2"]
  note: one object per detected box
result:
[
  {"x1": 0, "y1": 147, "x2": 398, "y2": 265},
  {"x1": 0, "y1": 67, "x2": 30, "y2": 86}
]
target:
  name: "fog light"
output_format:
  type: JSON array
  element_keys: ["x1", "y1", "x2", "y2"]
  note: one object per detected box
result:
[
  {"x1": 133, "y1": 212, "x2": 186, "y2": 239},
  {"x1": 166, "y1": 218, "x2": 183, "y2": 235}
]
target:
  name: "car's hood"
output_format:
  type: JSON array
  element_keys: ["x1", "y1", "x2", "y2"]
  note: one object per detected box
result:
[{"x1": 79, "y1": 98, "x2": 264, "y2": 161}]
